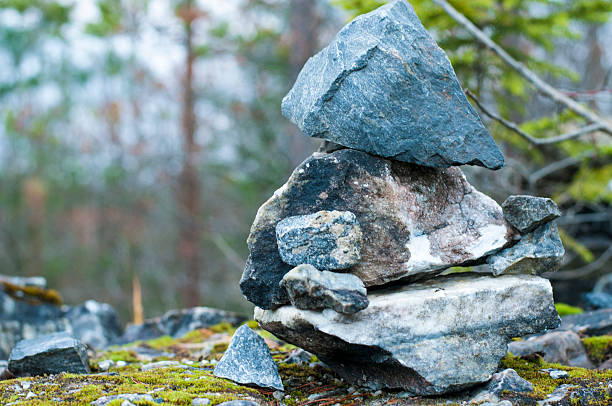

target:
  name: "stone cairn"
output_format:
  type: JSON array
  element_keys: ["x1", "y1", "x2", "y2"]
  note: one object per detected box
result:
[{"x1": 240, "y1": 0, "x2": 563, "y2": 395}]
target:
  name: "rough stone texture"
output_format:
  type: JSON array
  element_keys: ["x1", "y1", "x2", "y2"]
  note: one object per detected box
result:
[
  {"x1": 486, "y1": 222, "x2": 564, "y2": 276},
  {"x1": 8, "y1": 331, "x2": 90, "y2": 376},
  {"x1": 559, "y1": 308, "x2": 612, "y2": 336},
  {"x1": 280, "y1": 264, "x2": 369, "y2": 314},
  {"x1": 120, "y1": 307, "x2": 247, "y2": 343},
  {"x1": 281, "y1": 349, "x2": 314, "y2": 365},
  {"x1": 281, "y1": 0, "x2": 504, "y2": 170},
  {"x1": 217, "y1": 401, "x2": 259, "y2": 406},
  {"x1": 92, "y1": 394, "x2": 156, "y2": 406},
  {"x1": 501, "y1": 195, "x2": 561, "y2": 234},
  {"x1": 64, "y1": 300, "x2": 123, "y2": 349},
  {"x1": 276, "y1": 211, "x2": 362, "y2": 270},
  {"x1": 256, "y1": 274, "x2": 559, "y2": 395},
  {"x1": 213, "y1": 325, "x2": 283, "y2": 391},
  {"x1": 537, "y1": 384, "x2": 573, "y2": 405},
  {"x1": 241, "y1": 149, "x2": 514, "y2": 309},
  {"x1": 471, "y1": 369, "x2": 533, "y2": 404},
  {"x1": 507, "y1": 330, "x2": 594, "y2": 368}
]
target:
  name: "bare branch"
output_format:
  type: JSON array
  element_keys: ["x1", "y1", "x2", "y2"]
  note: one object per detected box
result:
[
  {"x1": 465, "y1": 89, "x2": 605, "y2": 145},
  {"x1": 528, "y1": 150, "x2": 596, "y2": 186},
  {"x1": 546, "y1": 246, "x2": 612, "y2": 280},
  {"x1": 433, "y1": 0, "x2": 612, "y2": 136}
]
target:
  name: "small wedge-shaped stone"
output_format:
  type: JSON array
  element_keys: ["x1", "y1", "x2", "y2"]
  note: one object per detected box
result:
[
  {"x1": 276, "y1": 211, "x2": 362, "y2": 270},
  {"x1": 502, "y1": 195, "x2": 561, "y2": 234},
  {"x1": 280, "y1": 264, "x2": 369, "y2": 314},
  {"x1": 281, "y1": 0, "x2": 504, "y2": 170},
  {"x1": 256, "y1": 274, "x2": 559, "y2": 395},
  {"x1": 240, "y1": 149, "x2": 514, "y2": 309},
  {"x1": 487, "y1": 222, "x2": 564, "y2": 276},
  {"x1": 8, "y1": 331, "x2": 90, "y2": 376},
  {"x1": 213, "y1": 325, "x2": 283, "y2": 391}
]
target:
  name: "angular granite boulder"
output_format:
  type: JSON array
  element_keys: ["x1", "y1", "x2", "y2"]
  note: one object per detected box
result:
[
  {"x1": 502, "y1": 195, "x2": 561, "y2": 234},
  {"x1": 256, "y1": 274, "x2": 559, "y2": 395},
  {"x1": 487, "y1": 222, "x2": 564, "y2": 276},
  {"x1": 8, "y1": 331, "x2": 90, "y2": 376},
  {"x1": 213, "y1": 325, "x2": 283, "y2": 391},
  {"x1": 240, "y1": 149, "x2": 514, "y2": 309},
  {"x1": 281, "y1": 264, "x2": 369, "y2": 314},
  {"x1": 276, "y1": 210, "x2": 362, "y2": 270},
  {"x1": 281, "y1": 0, "x2": 504, "y2": 170}
]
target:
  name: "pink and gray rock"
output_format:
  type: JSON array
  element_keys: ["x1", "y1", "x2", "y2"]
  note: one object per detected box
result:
[
  {"x1": 508, "y1": 330, "x2": 594, "y2": 369},
  {"x1": 276, "y1": 210, "x2": 362, "y2": 270},
  {"x1": 240, "y1": 149, "x2": 515, "y2": 309},
  {"x1": 255, "y1": 274, "x2": 559, "y2": 395},
  {"x1": 281, "y1": 0, "x2": 504, "y2": 170}
]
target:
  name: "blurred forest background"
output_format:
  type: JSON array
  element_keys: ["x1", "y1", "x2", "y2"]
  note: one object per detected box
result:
[{"x1": 1, "y1": 0, "x2": 611, "y2": 323}]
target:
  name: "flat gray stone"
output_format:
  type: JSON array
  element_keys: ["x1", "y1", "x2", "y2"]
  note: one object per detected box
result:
[
  {"x1": 471, "y1": 369, "x2": 533, "y2": 404},
  {"x1": 213, "y1": 325, "x2": 283, "y2": 391},
  {"x1": 9, "y1": 331, "x2": 90, "y2": 376},
  {"x1": 256, "y1": 274, "x2": 559, "y2": 395},
  {"x1": 502, "y1": 195, "x2": 561, "y2": 234},
  {"x1": 276, "y1": 210, "x2": 362, "y2": 270},
  {"x1": 487, "y1": 222, "x2": 564, "y2": 276},
  {"x1": 241, "y1": 149, "x2": 514, "y2": 309},
  {"x1": 91, "y1": 394, "x2": 155, "y2": 406},
  {"x1": 280, "y1": 264, "x2": 369, "y2": 314},
  {"x1": 559, "y1": 308, "x2": 612, "y2": 336},
  {"x1": 508, "y1": 330, "x2": 594, "y2": 369},
  {"x1": 281, "y1": 0, "x2": 504, "y2": 170}
]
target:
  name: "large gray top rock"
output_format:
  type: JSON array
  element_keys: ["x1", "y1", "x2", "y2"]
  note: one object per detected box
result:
[
  {"x1": 281, "y1": 0, "x2": 504, "y2": 170},
  {"x1": 280, "y1": 264, "x2": 369, "y2": 314},
  {"x1": 240, "y1": 149, "x2": 514, "y2": 309},
  {"x1": 502, "y1": 195, "x2": 561, "y2": 234},
  {"x1": 213, "y1": 325, "x2": 283, "y2": 391},
  {"x1": 8, "y1": 331, "x2": 90, "y2": 376},
  {"x1": 276, "y1": 210, "x2": 362, "y2": 270},
  {"x1": 256, "y1": 274, "x2": 559, "y2": 395}
]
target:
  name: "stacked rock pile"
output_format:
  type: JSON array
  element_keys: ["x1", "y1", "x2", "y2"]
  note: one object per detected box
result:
[{"x1": 240, "y1": 0, "x2": 564, "y2": 395}]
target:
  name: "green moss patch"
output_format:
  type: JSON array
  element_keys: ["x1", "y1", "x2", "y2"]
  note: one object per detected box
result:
[
  {"x1": 582, "y1": 335, "x2": 612, "y2": 364},
  {"x1": 555, "y1": 302, "x2": 584, "y2": 316}
]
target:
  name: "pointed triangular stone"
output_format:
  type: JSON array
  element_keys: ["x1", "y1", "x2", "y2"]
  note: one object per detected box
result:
[{"x1": 282, "y1": 0, "x2": 504, "y2": 169}]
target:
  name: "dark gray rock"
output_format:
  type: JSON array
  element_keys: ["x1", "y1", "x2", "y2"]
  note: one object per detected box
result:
[
  {"x1": 0, "y1": 285, "x2": 70, "y2": 359},
  {"x1": 256, "y1": 274, "x2": 559, "y2": 395},
  {"x1": 281, "y1": 0, "x2": 504, "y2": 170},
  {"x1": 241, "y1": 149, "x2": 514, "y2": 309},
  {"x1": 486, "y1": 222, "x2": 564, "y2": 276},
  {"x1": 559, "y1": 308, "x2": 612, "y2": 336},
  {"x1": 213, "y1": 325, "x2": 283, "y2": 391},
  {"x1": 276, "y1": 210, "x2": 362, "y2": 270},
  {"x1": 583, "y1": 292, "x2": 612, "y2": 310},
  {"x1": 120, "y1": 306, "x2": 247, "y2": 343},
  {"x1": 501, "y1": 195, "x2": 561, "y2": 234},
  {"x1": 63, "y1": 300, "x2": 123, "y2": 349},
  {"x1": 8, "y1": 331, "x2": 90, "y2": 376},
  {"x1": 508, "y1": 330, "x2": 594, "y2": 368},
  {"x1": 280, "y1": 264, "x2": 368, "y2": 314},
  {"x1": 281, "y1": 349, "x2": 314, "y2": 365}
]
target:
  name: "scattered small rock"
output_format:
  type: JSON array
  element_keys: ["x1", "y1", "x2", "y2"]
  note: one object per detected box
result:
[
  {"x1": 541, "y1": 368, "x2": 569, "y2": 379},
  {"x1": 583, "y1": 292, "x2": 612, "y2": 310},
  {"x1": 598, "y1": 358, "x2": 612, "y2": 370},
  {"x1": 64, "y1": 300, "x2": 123, "y2": 349},
  {"x1": 8, "y1": 331, "x2": 90, "y2": 376},
  {"x1": 281, "y1": 349, "x2": 313, "y2": 365},
  {"x1": 507, "y1": 330, "x2": 594, "y2": 368},
  {"x1": 140, "y1": 360, "x2": 182, "y2": 371},
  {"x1": 213, "y1": 325, "x2": 283, "y2": 391},
  {"x1": 501, "y1": 195, "x2": 561, "y2": 234},
  {"x1": 559, "y1": 308, "x2": 612, "y2": 336},
  {"x1": 216, "y1": 401, "x2": 259, "y2": 406},
  {"x1": 471, "y1": 368, "x2": 532, "y2": 404},
  {"x1": 280, "y1": 264, "x2": 368, "y2": 314},
  {"x1": 191, "y1": 398, "x2": 211, "y2": 406},
  {"x1": 537, "y1": 384, "x2": 575, "y2": 405},
  {"x1": 91, "y1": 393, "x2": 155, "y2": 406},
  {"x1": 97, "y1": 360, "x2": 114, "y2": 371},
  {"x1": 272, "y1": 391, "x2": 284, "y2": 400}
]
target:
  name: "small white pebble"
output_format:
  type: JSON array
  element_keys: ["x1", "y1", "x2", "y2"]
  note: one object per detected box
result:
[
  {"x1": 373, "y1": 390, "x2": 383, "y2": 396},
  {"x1": 116, "y1": 361, "x2": 127, "y2": 367},
  {"x1": 26, "y1": 392, "x2": 36, "y2": 399},
  {"x1": 21, "y1": 381, "x2": 31, "y2": 390},
  {"x1": 273, "y1": 391, "x2": 284, "y2": 400}
]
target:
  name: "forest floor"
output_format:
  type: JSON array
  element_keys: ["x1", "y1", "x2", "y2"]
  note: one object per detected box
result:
[{"x1": 0, "y1": 321, "x2": 611, "y2": 405}]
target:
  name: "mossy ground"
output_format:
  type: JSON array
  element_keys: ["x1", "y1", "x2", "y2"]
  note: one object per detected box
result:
[{"x1": 1, "y1": 322, "x2": 611, "y2": 405}]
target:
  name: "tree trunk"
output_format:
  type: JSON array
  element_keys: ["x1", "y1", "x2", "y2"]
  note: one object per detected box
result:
[
  {"x1": 287, "y1": 0, "x2": 320, "y2": 166},
  {"x1": 178, "y1": 5, "x2": 202, "y2": 307}
]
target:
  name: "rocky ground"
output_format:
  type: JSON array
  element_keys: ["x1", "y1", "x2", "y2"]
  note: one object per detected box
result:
[{"x1": 1, "y1": 319, "x2": 611, "y2": 406}]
